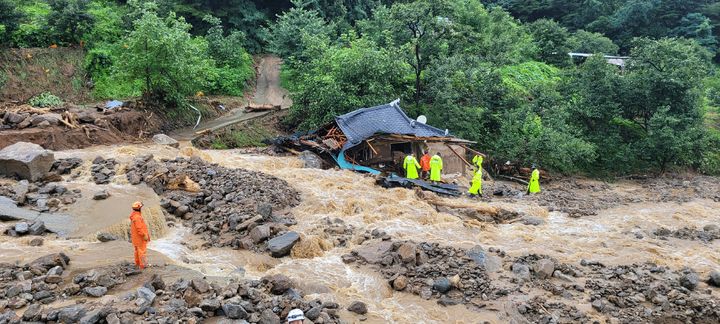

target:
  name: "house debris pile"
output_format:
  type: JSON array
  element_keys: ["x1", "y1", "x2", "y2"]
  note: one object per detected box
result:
[{"x1": 273, "y1": 100, "x2": 477, "y2": 195}]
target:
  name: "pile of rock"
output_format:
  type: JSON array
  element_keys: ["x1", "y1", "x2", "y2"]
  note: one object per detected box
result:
[
  {"x1": 3, "y1": 220, "x2": 46, "y2": 238},
  {"x1": 0, "y1": 110, "x2": 63, "y2": 130},
  {"x1": 2, "y1": 268, "x2": 345, "y2": 323},
  {"x1": 320, "y1": 217, "x2": 355, "y2": 247},
  {"x1": 346, "y1": 240, "x2": 494, "y2": 306},
  {"x1": 0, "y1": 180, "x2": 81, "y2": 212},
  {"x1": 653, "y1": 225, "x2": 720, "y2": 242},
  {"x1": 579, "y1": 262, "x2": 720, "y2": 323},
  {"x1": 0, "y1": 253, "x2": 70, "y2": 310},
  {"x1": 50, "y1": 157, "x2": 83, "y2": 175},
  {"x1": 73, "y1": 263, "x2": 139, "y2": 298},
  {"x1": 125, "y1": 155, "x2": 302, "y2": 255},
  {"x1": 513, "y1": 296, "x2": 590, "y2": 323},
  {"x1": 91, "y1": 157, "x2": 117, "y2": 184}
]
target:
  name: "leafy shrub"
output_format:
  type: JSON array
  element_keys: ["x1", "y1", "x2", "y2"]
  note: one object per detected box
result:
[{"x1": 28, "y1": 92, "x2": 63, "y2": 107}]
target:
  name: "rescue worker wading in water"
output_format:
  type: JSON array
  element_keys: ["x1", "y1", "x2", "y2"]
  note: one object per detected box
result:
[{"x1": 130, "y1": 201, "x2": 150, "y2": 269}]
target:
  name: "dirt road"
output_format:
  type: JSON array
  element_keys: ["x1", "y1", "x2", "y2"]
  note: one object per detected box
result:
[{"x1": 173, "y1": 55, "x2": 291, "y2": 140}]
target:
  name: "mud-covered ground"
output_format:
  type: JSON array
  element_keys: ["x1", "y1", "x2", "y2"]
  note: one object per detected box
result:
[{"x1": 0, "y1": 142, "x2": 718, "y2": 323}]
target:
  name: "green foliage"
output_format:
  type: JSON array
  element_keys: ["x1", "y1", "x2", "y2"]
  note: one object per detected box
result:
[
  {"x1": 11, "y1": 1, "x2": 52, "y2": 47},
  {"x1": 28, "y1": 92, "x2": 63, "y2": 107},
  {"x1": 568, "y1": 30, "x2": 619, "y2": 54},
  {"x1": 265, "y1": 1, "x2": 332, "y2": 62},
  {"x1": 499, "y1": 61, "x2": 559, "y2": 97},
  {"x1": 47, "y1": 0, "x2": 94, "y2": 45},
  {"x1": 0, "y1": 0, "x2": 24, "y2": 46},
  {"x1": 527, "y1": 19, "x2": 571, "y2": 67},
  {"x1": 85, "y1": 0, "x2": 125, "y2": 46},
  {"x1": 204, "y1": 15, "x2": 254, "y2": 96},
  {"x1": 116, "y1": 6, "x2": 215, "y2": 105},
  {"x1": 287, "y1": 36, "x2": 412, "y2": 129}
]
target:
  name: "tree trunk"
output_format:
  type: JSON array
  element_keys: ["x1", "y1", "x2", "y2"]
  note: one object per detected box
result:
[{"x1": 414, "y1": 42, "x2": 421, "y2": 109}]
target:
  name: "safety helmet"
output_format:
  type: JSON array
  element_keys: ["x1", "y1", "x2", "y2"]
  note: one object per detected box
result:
[
  {"x1": 287, "y1": 309, "x2": 305, "y2": 323},
  {"x1": 132, "y1": 201, "x2": 143, "y2": 210}
]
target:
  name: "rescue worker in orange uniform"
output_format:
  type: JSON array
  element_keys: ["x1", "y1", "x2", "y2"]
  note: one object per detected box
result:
[
  {"x1": 420, "y1": 151, "x2": 431, "y2": 180},
  {"x1": 130, "y1": 201, "x2": 150, "y2": 269}
]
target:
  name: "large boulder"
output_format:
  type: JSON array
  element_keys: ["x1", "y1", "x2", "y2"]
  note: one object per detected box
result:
[
  {"x1": 267, "y1": 232, "x2": 300, "y2": 257},
  {"x1": 299, "y1": 151, "x2": 323, "y2": 169},
  {"x1": 30, "y1": 113, "x2": 62, "y2": 126},
  {"x1": 152, "y1": 134, "x2": 180, "y2": 148},
  {"x1": 0, "y1": 142, "x2": 55, "y2": 181}
]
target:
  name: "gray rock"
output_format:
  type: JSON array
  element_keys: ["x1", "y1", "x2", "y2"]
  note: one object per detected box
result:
[
  {"x1": 12, "y1": 180, "x2": 29, "y2": 204},
  {"x1": 591, "y1": 299, "x2": 604, "y2": 311},
  {"x1": 466, "y1": 245, "x2": 486, "y2": 267},
  {"x1": 96, "y1": 232, "x2": 118, "y2": 242},
  {"x1": 259, "y1": 309, "x2": 281, "y2": 324},
  {"x1": 29, "y1": 253, "x2": 70, "y2": 269},
  {"x1": 680, "y1": 272, "x2": 699, "y2": 290},
  {"x1": 433, "y1": 277, "x2": 452, "y2": 293},
  {"x1": 22, "y1": 303, "x2": 42, "y2": 321},
  {"x1": 105, "y1": 313, "x2": 120, "y2": 324},
  {"x1": 5, "y1": 112, "x2": 29, "y2": 124},
  {"x1": 30, "y1": 113, "x2": 61, "y2": 126},
  {"x1": 200, "y1": 298, "x2": 221, "y2": 311},
  {"x1": 83, "y1": 286, "x2": 108, "y2": 297},
  {"x1": 267, "y1": 231, "x2": 300, "y2": 257},
  {"x1": 0, "y1": 142, "x2": 55, "y2": 181},
  {"x1": 58, "y1": 305, "x2": 86, "y2": 323},
  {"x1": 553, "y1": 270, "x2": 574, "y2": 282},
  {"x1": 354, "y1": 241, "x2": 393, "y2": 264},
  {"x1": 709, "y1": 271, "x2": 720, "y2": 287},
  {"x1": 152, "y1": 134, "x2": 179, "y2": 148},
  {"x1": 45, "y1": 274, "x2": 62, "y2": 283},
  {"x1": 79, "y1": 308, "x2": 105, "y2": 324},
  {"x1": 299, "y1": 150, "x2": 323, "y2": 169},
  {"x1": 256, "y1": 203, "x2": 272, "y2": 219},
  {"x1": 222, "y1": 303, "x2": 248, "y2": 319},
  {"x1": 250, "y1": 224, "x2": 271, "y2": 243},
  {"x1": 704, "y1": 224, "x2": 719, "y2": 232},
  {"x1": 512, "y1": 262, "x2": 531, "y2": 281},
  {"x1": 397, "y1": 243, "x2": 417, "y2": 264},
  {"x1": 191, "y1": 278, "x2": 210, "y2": 293},
  {"x1": 264, "y1": 274, "x2": 292, "y2": 295},
  {"x1": 93, "y1": 190, "x2": 109, "y2": 200},
  {"x1": 305, "y1": 306, "x2": 321, "y2": 320},
  {"x1": 28, "y1": 221, "x2": 46, "y2": 235},
  {"x1": 522, "y1": 216, "x2": 544, "y2": 226},
  {"x1": 534, "y1": 259, "x2": 555, "y2": 279},
  {"x1": 347, "y1": 301, "x2": 368, "y2": 315},
  {"x1": 14, "y1": 222, "x2": 29, "y2": 234},
  {"x1": 47, "y1": 265, "x2": 64, "y2": 276},
  {"x1": 29, "y1": 237, "x2": 44, "y2": 246},
  {"x1": 137, "y1": 286, "x2": 156, "y2": 305}
]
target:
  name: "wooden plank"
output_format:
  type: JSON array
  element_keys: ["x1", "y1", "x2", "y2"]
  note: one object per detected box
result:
[
  {"x1": 445, "y1": 144, "x2": 472, "y2": 168},
  {"x1": 366, "y1": 140, "x2": 378, "y2": 155}
]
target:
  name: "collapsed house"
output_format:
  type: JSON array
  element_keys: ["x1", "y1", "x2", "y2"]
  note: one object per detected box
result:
[{"x1": 275, "y1": 100, "x2": 477, "y2": 179}]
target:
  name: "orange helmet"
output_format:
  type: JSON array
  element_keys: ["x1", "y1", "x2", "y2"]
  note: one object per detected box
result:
[{"x1": 132, "y1": 201, "x2": 143, "y2": 210}]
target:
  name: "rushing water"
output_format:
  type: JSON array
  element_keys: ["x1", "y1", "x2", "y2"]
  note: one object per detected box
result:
[{"x1": 2, "y1": 143, "x2": 717, "y2": 323}]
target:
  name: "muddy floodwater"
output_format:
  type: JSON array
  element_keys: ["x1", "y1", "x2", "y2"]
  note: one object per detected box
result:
[{"x1": 1, "y1": 142, "x2": 719, "y2": 323}]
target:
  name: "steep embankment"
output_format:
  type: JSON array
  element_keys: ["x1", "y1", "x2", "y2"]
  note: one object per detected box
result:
[{"x1": 0, "y1": 48, "x2": 92, "y2": 104}]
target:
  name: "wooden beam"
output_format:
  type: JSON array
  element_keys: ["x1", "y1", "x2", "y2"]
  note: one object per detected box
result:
[
  {"x1": 365, "y1": 140, "x2": 378, "y2": 155},
  {"x1": 445, "y1": 144, "x2": 472, "y2": 168}
]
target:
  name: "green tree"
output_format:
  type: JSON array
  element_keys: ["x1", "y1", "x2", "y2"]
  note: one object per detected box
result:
[
  {"x1": 672, "y1": 13, "x2": 717, "y2": 53},
  {"x1": 527, "y1": 19, "x2": 571, "y2": 66},
  {"x1": 568, "y1": 30, "x2": 619, "y2": 54},
  {"x1": 265, "y1": 0, "x2": 332, "y2": 63},
  {"x1": 287, "y1": 36, "x2": 411, "y2": 129},
  {"x1": 47, "y1": 0, "x2": 95, "y2": 45},
  {"x1": 203, "y1": 15, "x2": 254, "y2": 96},
  {"x1": 0, "y1": 0, "x2": 24, "y2": 46},
  {"x1": 116, "y1": 5, "x2": 215, "y2": 105}
]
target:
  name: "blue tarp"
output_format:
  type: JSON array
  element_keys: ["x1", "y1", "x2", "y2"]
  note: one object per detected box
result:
[
  {"x1": 334, "y1": 99, "x2": 449, "y2": 150},
  {"x1": 105, "y1": 100, "x2": 123, "y2": 109}
]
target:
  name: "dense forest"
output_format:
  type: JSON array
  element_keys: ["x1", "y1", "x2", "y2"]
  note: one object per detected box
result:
[{"x1": 1, "y1": 0, "x2": 719, "y2": 176}]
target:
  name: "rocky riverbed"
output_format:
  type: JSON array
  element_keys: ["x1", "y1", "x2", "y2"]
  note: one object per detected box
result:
[{"x1": 0, "y1": 141, "x2": 719, "y2": 323}]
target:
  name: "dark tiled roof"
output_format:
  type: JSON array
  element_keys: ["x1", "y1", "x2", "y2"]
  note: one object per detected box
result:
[{"x1": 335, "y1": 100, "x2": 450, "y2": 149}]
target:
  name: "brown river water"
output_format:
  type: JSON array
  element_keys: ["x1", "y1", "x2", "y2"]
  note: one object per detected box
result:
[{"x1": 1, "y1": 142, "x2": 718, "y2": 323}]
